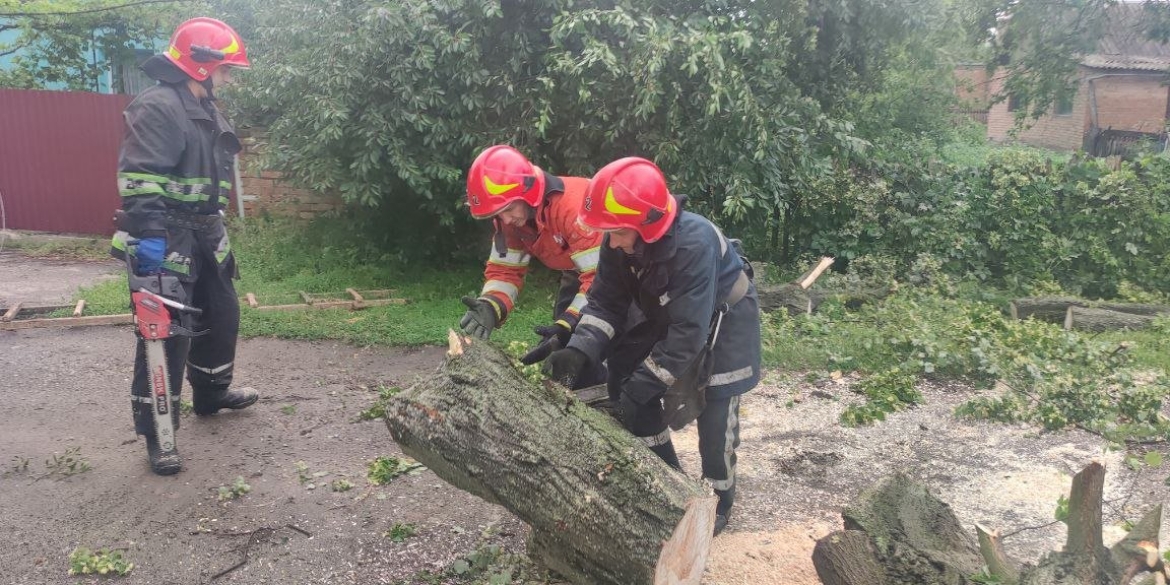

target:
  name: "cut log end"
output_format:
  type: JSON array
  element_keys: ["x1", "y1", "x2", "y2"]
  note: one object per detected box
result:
[
  {"x1": 446, "y1": 329, "x2": 470, "y2": 356},
  {"x1": 654, "y1": 495, "x2": 717, "y2": 585}
]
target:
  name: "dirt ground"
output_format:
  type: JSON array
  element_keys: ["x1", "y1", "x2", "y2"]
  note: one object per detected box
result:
[{"x1": 1, "y1": 251, "x2": 1167, "y2": 585}]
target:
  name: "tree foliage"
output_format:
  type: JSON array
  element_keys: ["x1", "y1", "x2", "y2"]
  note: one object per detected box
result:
[
  {"x1": 0, "y1": 0, "x2": 193, "y2": 91},
  {"x1": 231, "y1": 0, "x2": 961, "y2": 259}
]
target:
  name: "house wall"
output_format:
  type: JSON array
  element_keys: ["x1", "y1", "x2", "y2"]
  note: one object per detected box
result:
[
  {"x1": 953, "y1": 64, "x2": 991, "y2": 108},
  {"x1": 986, "y1": 67, "x2": 1169, "y2": 151},
  {"x1": 1088, "y1": 73, "x2": 1168, "y2": 133},
  {"x1": 987, "y1": 67, "x2": 1090, "y2": 151},
  {"x1": 0, "y1": 20, "x2": 164, "y2": 94},
  {"x1": 236, "y1": 132, "x2": 344, "y2": 220}
]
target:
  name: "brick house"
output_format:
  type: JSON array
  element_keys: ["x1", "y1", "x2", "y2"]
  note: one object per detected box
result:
[{"x1": 984, "y1": 5, "x2": 1170, "y2": 153}]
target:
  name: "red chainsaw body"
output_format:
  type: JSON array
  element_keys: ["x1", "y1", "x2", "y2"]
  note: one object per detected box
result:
[{"x1": 132, "y1": 291, "x2": 173, "y2": 340}]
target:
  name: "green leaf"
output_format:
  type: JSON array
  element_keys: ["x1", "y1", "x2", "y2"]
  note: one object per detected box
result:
[{"x1": 451, "y1": 559, "x2": 470, "y2": 574}]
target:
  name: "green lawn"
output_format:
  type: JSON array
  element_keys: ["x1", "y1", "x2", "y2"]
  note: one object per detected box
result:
[{"x1": 69, "y1": 218, "x2": 556, "y2": 350}]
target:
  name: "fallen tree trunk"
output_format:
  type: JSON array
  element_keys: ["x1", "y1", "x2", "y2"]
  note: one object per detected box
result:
[
  {"x1": 1010, "y1": 296, "x2": 1088, "y2": 322},
  {"x1": 757, "y1": 286, "x2": 892, "y2": 315},
  {"x1": 812, "y1": 462, "x2": 1168, "y2": 585},
  {"x1": 1010, "y1": 297, "x2": 1170, "y2": 325},
  {"x1": 384, "y1": 332, "x2": 715, "y2": 585},
  {"x1": 1065, "y1": 306, "x2": 1157, "y2": 332}
]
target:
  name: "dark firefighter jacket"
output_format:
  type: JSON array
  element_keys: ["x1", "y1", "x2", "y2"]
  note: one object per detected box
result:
[
  {"x1": 110, "y1": 57, "x2": 241, "y2": 280},
  {"x1": 567, "y1": 209, "x2": 761, "y2": 403}
]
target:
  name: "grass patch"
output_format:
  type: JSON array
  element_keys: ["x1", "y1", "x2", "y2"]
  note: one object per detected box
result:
[
  {"x1": 217, "y1": 476, "x2": 252, "y2": 501},
  {"x1": 69, "y1": 217, "x2": 553, "y2": 347},
  {"x1": 764, "y1": 279, "x2": 1169, "y2": 438},
  {"x1": 68, "y1": 547, "x2": 134, "y2": 576},
  {"x1": 3, "y1": 236, "x2": 108, "y2": 261},
  {"x1": 384, "y1": 522, "x2": 416, "y2": 542}
]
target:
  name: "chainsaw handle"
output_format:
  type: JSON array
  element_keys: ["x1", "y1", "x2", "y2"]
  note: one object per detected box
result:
[{"x1": 138, "y1": 288, "x2": 203, "y2": 317}]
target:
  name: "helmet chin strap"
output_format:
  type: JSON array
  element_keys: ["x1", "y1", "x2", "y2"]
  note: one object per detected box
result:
[{"x1": 200, "y1": 76, "x2": 217, "y2": 101}]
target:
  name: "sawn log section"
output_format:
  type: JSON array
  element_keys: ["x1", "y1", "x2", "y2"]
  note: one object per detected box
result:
[{"x1": 383, "y1": 332, "x2": 716, "y2": 585}]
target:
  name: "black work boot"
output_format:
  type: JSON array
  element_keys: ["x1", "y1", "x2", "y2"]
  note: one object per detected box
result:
[
  {"x1": 714, "y1": 486, "x2": 735, "y2": 536},
  {"x1": 193, "y1": 386, "x2": 259, "y2": 416},
  {"x1": 648, "y1": 440, "x2": 682, "y2": 470},
  {"x1": 145, "y1": 435, "x2": 181, "y2": 476}
]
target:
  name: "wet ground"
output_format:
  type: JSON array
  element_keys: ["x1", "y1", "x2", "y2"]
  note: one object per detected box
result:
[{"x1": 1, "y1": 250, "x2": 1166, "y2": 584}]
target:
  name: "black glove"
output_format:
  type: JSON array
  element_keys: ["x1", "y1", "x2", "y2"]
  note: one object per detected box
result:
[
  {"x1": 519, "y1": 321, "x2": 573, "y2": 365},
  {"x1": 458, "y1": 296, "x2": 498, "y2": 339},
  {"x1": 541, "y1": 347, "x2": 589, "y2": 386}
]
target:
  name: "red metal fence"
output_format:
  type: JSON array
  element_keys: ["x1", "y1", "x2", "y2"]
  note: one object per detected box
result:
[{"x1": 0, "y1": 89, "x2": 133, "y2": 235}]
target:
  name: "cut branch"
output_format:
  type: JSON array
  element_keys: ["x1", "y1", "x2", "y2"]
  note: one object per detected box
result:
[{"x1": 977, "y1": 523, "x2": 1020, "y2": 585}]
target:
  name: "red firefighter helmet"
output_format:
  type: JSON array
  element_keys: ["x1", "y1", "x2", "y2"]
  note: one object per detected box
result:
[
  {"x1": 581, "y1": 157, "x2": 677, "y2": 243},
  {"x1": 465, "y1": 145, "x2": 546, "y2": 219},
  {"x1": 165, "y1": 17, "x2": 250, "y2": 82}
]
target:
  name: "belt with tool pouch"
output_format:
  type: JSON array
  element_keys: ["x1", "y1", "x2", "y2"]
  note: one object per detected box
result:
[
  {"x1": 164, "y1": 211, "x2": 223, "y2": 231},
  {"x1": 662, "y1": 268, "x2": 751, "y2": 430}
]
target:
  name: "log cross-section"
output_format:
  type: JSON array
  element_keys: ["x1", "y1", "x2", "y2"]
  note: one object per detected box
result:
[{"x1": 385, "y1": 332, "x2": 715, "y2": 585}]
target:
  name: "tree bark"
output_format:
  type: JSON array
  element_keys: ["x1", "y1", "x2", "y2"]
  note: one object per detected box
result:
[
  {"x1": 756, "y1": 285, "x2": 891, "y2": 315},
  {"x1": 812, "y1": 530, "x2": 887, "y2": 585},
  {"x1": 383, "y1": 332, "x2": 715, "y2": 585},
  {"x1": 1010, "y1": 297, "x2": 1169, "y2": 325},
  {"x1": 811, "y1": 463, "x2": 1166, "y2": 585},
  {"x1": 1010, "y1": 296, "x2": 1088, "y2": 323},
  {"x1": 1065, "y1": 306, "x2": 1157, "y2": 332}
]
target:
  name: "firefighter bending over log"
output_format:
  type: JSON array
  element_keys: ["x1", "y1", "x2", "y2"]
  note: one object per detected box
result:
[
  {"x1": 458, "y1": 145, "x2": 607, "y2": 388},
  {"x1": 543, "y1": 157, "x2": 761, "y2": 536}
]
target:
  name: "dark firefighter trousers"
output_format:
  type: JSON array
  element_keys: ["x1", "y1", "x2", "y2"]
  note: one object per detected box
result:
[
  {"x1": 606, "y1": 321, "x2": 741, "y2": 492},
  {"x1": 131, "y1": 230, "x2": 239, "y2": 436}
]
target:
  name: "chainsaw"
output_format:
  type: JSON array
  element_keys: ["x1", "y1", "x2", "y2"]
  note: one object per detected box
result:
[{"x1": 125, "y1": 243, "x2": 205, "y2": 456}]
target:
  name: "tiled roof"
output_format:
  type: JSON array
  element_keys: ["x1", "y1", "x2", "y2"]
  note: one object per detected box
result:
[
  {"x1": 1082, "y1": 54, "x2": 1170, "y2": 71},
  {"x1": 1083, "y1": 3, "x2": 1170, "y2": 71}
]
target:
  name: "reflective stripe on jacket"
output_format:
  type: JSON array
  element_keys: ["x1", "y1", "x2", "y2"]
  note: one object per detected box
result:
[
  {"x1": 110, "y1": 77, "x2": 241, "y2": 280},
  {"x1": 568, "y1": 210, "x2": 761, "y2": 401},
  {"x1": 481, "y1": 174, "x2": 603, "y2": 325}
]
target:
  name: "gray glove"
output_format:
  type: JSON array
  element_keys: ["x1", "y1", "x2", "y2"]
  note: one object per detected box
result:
[{"x1": 459, "y1": 296, "x2": 498, "y2": 339}]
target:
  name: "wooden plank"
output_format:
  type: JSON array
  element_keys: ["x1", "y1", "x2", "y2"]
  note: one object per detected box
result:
[
  {"x1": 0, "y1": 304, "x2": 69, "y2": 317},
  {"x1": 797, "y1": 257, "x2": 835, "y2": 290},
  {"x1": 1, "y1": 302, "x2": 22, "y2": 322},
  {"x1": 245, "y1": 293, "x2": 259, "y2": 308},
  {"x1": 298, "y1": 291, "x2": 314, "y2": 305},
  {"x1": 72, "y1": 300, "x2": 86, "y2": 317},
  {"x1": 0, "y1": 314, "x2": 134, "y2": 331},
  {"x1": 346, "y1": 288, "x2": 364, "y2": 302},
  {"x1": 358, "y1": 289, "x2": 398, "y2": 297}
]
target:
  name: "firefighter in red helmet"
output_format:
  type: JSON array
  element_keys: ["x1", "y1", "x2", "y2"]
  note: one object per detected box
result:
[
  {"x1": 543, "y1": 157, "x2": 761, "y2": 536},
  {"x1": 458, "y1": 145, "x2": 606, "y2": 386},
  {"x1": 110, "y1": 17, "x2": 257, "y2": 475}
]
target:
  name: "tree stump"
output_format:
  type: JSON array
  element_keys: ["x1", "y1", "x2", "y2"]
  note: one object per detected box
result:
[
  {"x1": 813, "y1": 462, "x2": 1169, "y2": 585},
  {"x1": 383, "y1": 331, "x2": 716, "y2": 585}
]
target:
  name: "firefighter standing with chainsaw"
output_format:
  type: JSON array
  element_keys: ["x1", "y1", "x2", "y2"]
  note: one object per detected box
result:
[
  {"x1": 542, "y1": 157, "x2": 760, "y2": 536},
  {"x1": 110, "y1": 17, "x2": 258, "y2": 475},
  {"x1": 458, "y1": 145, "x2": 606, "y2": 387}
]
